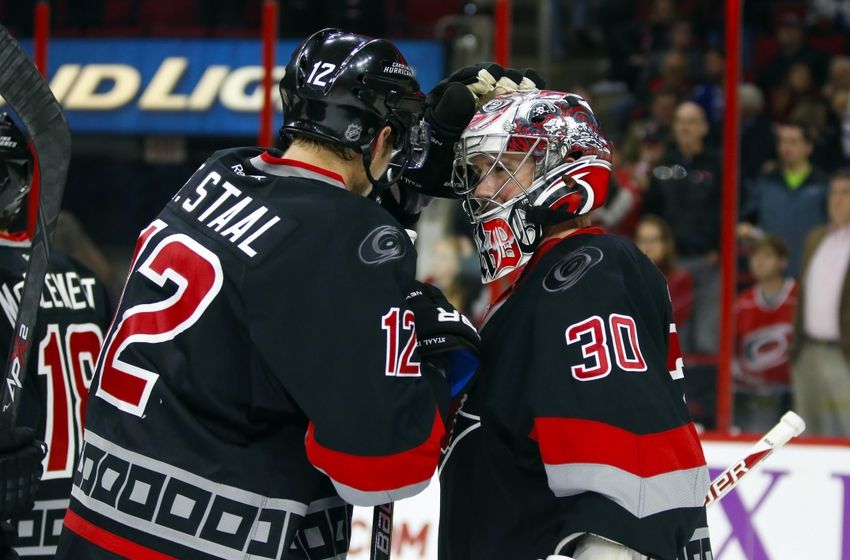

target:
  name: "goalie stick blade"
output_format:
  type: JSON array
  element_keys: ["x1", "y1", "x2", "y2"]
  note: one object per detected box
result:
[{"x1": 0, "y1": 24, "x2": 71, "y2": 428}]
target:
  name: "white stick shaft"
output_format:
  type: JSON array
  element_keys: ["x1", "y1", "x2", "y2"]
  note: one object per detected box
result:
[{"x1": 705, "y1": 411, "x2": 806, "y2": 506}]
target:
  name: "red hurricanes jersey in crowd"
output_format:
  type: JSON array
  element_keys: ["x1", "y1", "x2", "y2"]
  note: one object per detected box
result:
[
  {"x1": 734, "y1": 279, "x2": 798, "y2": 389},
  {"x1": 56, "y1": 148, "x2": 448, "y2": 560},
  {"x1": 439, "y1": 229, "x2": 712, "y2": 560},
  {"x1": 0, "y1": 241, "x2": 111, "y2": 559}
]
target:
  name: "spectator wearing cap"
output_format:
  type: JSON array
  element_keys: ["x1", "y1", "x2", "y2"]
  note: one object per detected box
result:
[
  {"x1": 733, "y1": 235, "x2": 797, "y2": 433},
  {"x1": 758, "y1": 11, "x2": 827, "y2": 93},
  {"x1": 643, "y1": 100, "x2": 721, "y2": 353},
  {"x1": 740, "y1": 120, "x2": 828, "y2": 278},
  {"x1": 791, "y1": 169, "x2": 850, "y2": 436},
  {"x1": 739, "y1": 83, "x2": 776, "y2": 188}
]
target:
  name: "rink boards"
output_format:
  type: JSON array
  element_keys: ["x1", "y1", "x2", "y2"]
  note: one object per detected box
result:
[{"x1": 351, "y1": 437, "x2": 850, "y2": 560}]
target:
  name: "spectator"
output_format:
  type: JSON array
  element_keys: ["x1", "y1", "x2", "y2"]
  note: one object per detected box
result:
[
  {"x1": 767, "y1": 60, "x2": 822, "y2": 122},
  {"x1": 758, "y1": 11, "x2": 827, "y2": 93},
  {"x1": 792, "y1": 96, "x2": 845, "y2": 173},
  {"x1": 635, "y1": 214, "x2": 694, "y2": 334},
  {"x1": 620, "y1": 88, "x2": 677, "y2": 162},
  {"x1": 645, "y1": 50, "x2": 693, "y2": 100},
  {"x1": 600, "y1": 124, "x2": 667, "y2": 238},
  {"x1": 791, "y1": 169, "x2": 850, "y2": 436},
  {"x1": 639, "y1": 20, "x2": 702, "y2": 98},
  {"x1": 423, "y1": 235, "x2": 472, "y2": 315},
  {"x1": 643, "y1": 100, "x2": 721, "y2": 353},
  {"x1": 740, "y1": 120, "x2": 828, "y2": 278},
  {"x1": 691, "y1": 47, "x2": 725, "y2": 130},
  {"x1": 733, "y1": 235, "x2": 797, "y2": 433},
  {"x1": 810, "y1": 0, "x2": 850, "y2": 31},
  {"x1": 822, "y1": 55, "x2": 850, "y2": 100},
  {"x1": 739, "y1": 83, "x2": 776, "y2": 187},
  {"x1": 836, "y1": 88, "x2": 850, "y2": 164}
]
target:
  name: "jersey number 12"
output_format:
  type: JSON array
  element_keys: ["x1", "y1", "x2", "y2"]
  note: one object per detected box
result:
[{"x1": 94, "y1": 220, "x2": 223, "y2": 416}]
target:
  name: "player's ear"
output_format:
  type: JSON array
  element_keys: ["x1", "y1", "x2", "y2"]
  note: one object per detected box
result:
[{"x1": 372, "y1": 126, "x2": 394, "y2": 159}]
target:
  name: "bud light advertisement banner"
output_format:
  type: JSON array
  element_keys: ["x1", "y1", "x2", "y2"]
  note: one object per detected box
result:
[{"x1": 4, "y1": 39, "x2": 443, "y2": 135}]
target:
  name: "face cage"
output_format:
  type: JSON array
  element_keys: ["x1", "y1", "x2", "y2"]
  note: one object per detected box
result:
[
  {"x1": 388, "y1": 117, "x2": 431, "y2": 172},
  {"x1": 453, "y1": 134, "x2": 549, "y2": 224}
]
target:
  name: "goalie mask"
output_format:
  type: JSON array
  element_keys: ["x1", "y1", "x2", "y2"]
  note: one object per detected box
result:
[
  {"x1": 0, "y1": 114, "x2": 32, "y2": 221},
  {"x1": 280, "y1": 28, "x2": 430, "y2": 189},
  {"x1": 452, "y1": 90, "x2": 612, "y2": 283}
]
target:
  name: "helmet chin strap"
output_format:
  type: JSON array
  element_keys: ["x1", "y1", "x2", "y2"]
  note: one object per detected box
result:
[{"x1": 360, "y1": 143, "x2": 411, "y2": 192}]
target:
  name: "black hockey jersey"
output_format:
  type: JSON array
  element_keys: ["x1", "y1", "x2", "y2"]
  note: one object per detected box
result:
[
  {"x1": 439, "y1": 228, "x2": 712, "y2": 560},
  {"x1": 57, "y1": 148, "x2": 449, "y2": 560},
  {"x1": 0, "y1": 239, "x2": 111, "y2": 558}
]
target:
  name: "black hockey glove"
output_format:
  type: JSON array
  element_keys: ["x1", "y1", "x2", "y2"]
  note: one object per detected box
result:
[
  {"x1": 398, "y1": 64, "x2": 547, "y2": 199},
  {"x1": 406, "y1": 282, "x2": 480, "y2": 398},
  {"x1": 0, "y1": 427, "x2": 44, "y2": 521},
  {"x1": 395, "y1": 65, "x2": 483, "y2": 200}
]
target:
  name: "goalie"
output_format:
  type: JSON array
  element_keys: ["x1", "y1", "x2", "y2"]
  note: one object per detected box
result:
[{"x1": 437, "y1": 90, "x2": 713, "y2": 560}]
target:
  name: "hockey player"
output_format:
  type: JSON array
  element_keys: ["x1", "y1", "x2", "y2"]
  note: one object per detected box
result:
[
  {"x1": 0, "y1": 114, "x2": 111, "y2": 558},
  {"x1": 440, "y1": 90, "x2": 713, "y2": 560},
  {"x1": 56, "y1": 29, "x2": 481, "y2": 559}
]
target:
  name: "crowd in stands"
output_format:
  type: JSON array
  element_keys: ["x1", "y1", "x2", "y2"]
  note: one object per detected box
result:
[
  {"x1": 2, "y1": 0, "x2": 848, "y2": 436},
  {"x1": 423, "y1": 1, "x2": 850, "y2": 436},
  {"x1": 0, "y1": 0, "x2": 457, "y2": 39}
]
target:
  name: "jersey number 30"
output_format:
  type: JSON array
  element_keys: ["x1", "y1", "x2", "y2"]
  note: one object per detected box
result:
[
  {"x1": 566, "y1": 314, "x2": 647, "y2": 381},
  {"x1": 94, "y1": 220, "x2": 223, "y2": 416}
]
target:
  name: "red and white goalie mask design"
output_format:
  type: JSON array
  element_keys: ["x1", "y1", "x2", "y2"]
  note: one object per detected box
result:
[{"x1": 453, "y1": 90, "x2": 613, "y2": 283}]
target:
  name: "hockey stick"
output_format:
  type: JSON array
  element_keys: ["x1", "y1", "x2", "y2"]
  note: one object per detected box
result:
[
  {"x1": 548, "y1": 413, "x2": 808, "y2": 559},
  {"x1": 370, "y1": 502, "x2": 394, "y2": 560},
  {"x1": 0, "y1": 24, "x2": 70, "y2": 428},
  {"x1": 704, "y1": 411, "x2": 806, "y2": 506}
]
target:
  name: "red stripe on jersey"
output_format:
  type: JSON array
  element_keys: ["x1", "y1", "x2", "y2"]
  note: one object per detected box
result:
[
  {"x1": 533, "y1": 417, "x2": 706, "y2": 477},
  {"x1": 306, "y1": 409, "x2": 444, "y2": 491},
  {"x1": 63, "y1": 510, "x2": 177, "y2": 560},
  {"x1": 260, "y1": 152, "x2": 347, "y2": 186}
]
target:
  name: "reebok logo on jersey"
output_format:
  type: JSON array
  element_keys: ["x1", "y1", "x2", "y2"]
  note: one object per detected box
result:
[
  {"x1": 543, "y1": 246, "x2": 603, "y2": 293},
  {"x1": 358, "y1": 225, "x2": 407, "y2": 265}
]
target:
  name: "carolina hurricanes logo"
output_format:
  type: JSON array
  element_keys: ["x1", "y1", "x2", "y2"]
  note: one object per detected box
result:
[
  {"x1": 536, "y1": 158, "x2": 611, "y2": 216},
  {"x1": 468, "y1": 97, "x2": 517, "y2": 132},
  {"x1": 480, "y1": 218, "x2": 521, "y2": 270},
  {"x1": 358, "y1": 225, "x2": 407, "y2": 265},
  {"x1": 739, "y1": 324, "x2": 793, "y2": 380},
  {"x1": 543, "y1": 246, "x2": 603, "y2": 293}
]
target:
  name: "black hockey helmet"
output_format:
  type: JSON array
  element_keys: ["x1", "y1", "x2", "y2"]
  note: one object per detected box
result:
[
  {"x1": 280, "y1": 28, "x2": 430, "y2": 186},
  {"x1": 0, "y1": 114, "x2": 33, "y2": 221}
]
